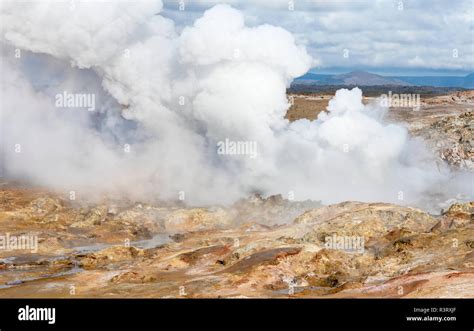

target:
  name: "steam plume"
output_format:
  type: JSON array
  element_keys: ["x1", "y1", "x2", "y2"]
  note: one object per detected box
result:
[{"x1": 0, "y1": 1, "x2": 471, "y2": 209}]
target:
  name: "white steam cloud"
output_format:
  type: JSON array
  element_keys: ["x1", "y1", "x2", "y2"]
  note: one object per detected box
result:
[{"x1": 0, "y1": 1, "x2": 471, "y2": 208}]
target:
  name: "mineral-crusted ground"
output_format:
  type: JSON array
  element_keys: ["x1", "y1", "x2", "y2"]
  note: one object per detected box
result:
[{"x1": 0, "y1": 188, "x2": 472, "y2": 298}]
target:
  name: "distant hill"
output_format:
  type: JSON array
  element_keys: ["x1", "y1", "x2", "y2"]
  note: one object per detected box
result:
[
  {"x1": 330, "y1": 71, "x2": 409, "y2": 86},
  {"x1": 297, "y1": 71, "x2": 408, "y2": 86},
  {"x1": 391, "y1": 73, "x2": 474, "y2": 88},
  {"x1": 296, "y1": 71, "x2": 474, "y2": 88}
]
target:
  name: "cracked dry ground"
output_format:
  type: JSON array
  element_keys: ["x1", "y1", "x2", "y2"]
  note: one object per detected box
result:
[{"x1": 0, "y1": 188, "x2": 472, "y2": 298}]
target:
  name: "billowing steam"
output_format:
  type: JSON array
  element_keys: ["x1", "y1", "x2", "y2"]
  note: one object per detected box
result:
[{"x1": 0, "y1": 1, "x2": 471, "y2": 208}]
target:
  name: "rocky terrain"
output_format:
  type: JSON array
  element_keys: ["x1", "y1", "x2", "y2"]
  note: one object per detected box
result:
[
  {"x1": 0, "y1": 186, "x2": 472, "y2": 298},
  {"x1": 420, "y1": 90, "x2": 474, "y2": 106},
  {"x1": 386, "y1": 91, "x2": 474, "y2": 170},
  {"x1": 0, "y1": 90, "x2": 472, "y2": 298}
]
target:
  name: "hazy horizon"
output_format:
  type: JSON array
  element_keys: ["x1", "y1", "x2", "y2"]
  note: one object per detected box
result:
[{"x1": 305, "y1": 68, "x2": 474, "y2": 77}]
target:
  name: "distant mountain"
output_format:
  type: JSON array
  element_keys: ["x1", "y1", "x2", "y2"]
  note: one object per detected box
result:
[
  {"x1": 297, "y1": 71, "x2": 409, "y2": 86},
  {"x1": 331, "y1": 71, "x2": 410, "y2": 86},
  {"x1": 296, "y1": 71, "x2": 474, "y2": 88},
  {"x1": 391, "y1": 74, "x2": 474, "y2": 88}
]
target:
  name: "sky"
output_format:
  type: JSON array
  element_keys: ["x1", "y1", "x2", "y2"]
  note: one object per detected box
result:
[{"x1": 162, "y1": 0, "x2": 474, "y2": 76}]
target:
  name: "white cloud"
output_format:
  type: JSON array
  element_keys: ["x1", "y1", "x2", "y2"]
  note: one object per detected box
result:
[{"x1": 162, "y1": 0, "x2": 474, "y2": 72}]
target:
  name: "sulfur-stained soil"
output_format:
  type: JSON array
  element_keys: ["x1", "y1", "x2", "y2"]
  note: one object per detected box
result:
[{"x1": 0, "y1": 186, "x2": 472, "y2": 298}]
